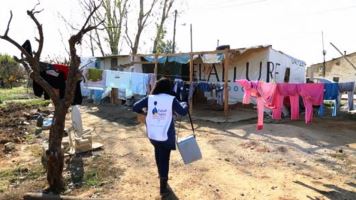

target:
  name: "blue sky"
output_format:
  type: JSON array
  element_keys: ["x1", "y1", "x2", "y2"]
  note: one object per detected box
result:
[{"x1": 1, "y1": 0, "x2": 356, "y2": 65}]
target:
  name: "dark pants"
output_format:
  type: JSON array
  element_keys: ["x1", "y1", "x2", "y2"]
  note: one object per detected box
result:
[{"x1": 153, "y1": 143, "x2": 171, "y2": 178}]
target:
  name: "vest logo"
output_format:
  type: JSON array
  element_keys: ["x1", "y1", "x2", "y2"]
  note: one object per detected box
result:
[
  {"x1": 151, "y1": 100, "x2": 168, "y2": 121},
  {"x1": 152, "y1": 101, "x2": 158, "y2": 115}
]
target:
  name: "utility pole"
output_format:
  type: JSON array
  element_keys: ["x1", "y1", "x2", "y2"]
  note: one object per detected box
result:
[
  {"x1": 172, "y1": 10, "x2": 177, "y2": 53},
  {"x1": 322, "y1": 31, "x2": 326, "y2": 77},
  {"x1": 190, "y1": 24, "x2": 193, "y2": 52},
  {"x1": 217, "y1": 39, "x2": 219, "y2": 47}
]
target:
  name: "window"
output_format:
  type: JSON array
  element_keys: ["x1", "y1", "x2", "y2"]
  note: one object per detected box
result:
[
  {"x1": 111, "y1": 58, "x2": 118, "y2": 69},
  {"x1": 284, "y1": 68, "x2": 290, "y2": 83},
  {"x1": 333, "y1": 77, "x2": 339, "y2": 82},
  {"x1": 319, "y1": 66, "x2": 323, "y2": 73}
]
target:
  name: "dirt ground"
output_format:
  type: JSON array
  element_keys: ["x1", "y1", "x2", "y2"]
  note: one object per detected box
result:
[
  {"x1": 79, "y1": 104, "x2": 355, "y2": 200},
  {"x1": 0, "y1": 103, "x2": 355, "y2": 200}
]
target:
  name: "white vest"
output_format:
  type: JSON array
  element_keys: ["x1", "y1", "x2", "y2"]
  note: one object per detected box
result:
[{"x1": 146, "y1": 94, "x2": 174, "y2": 141}]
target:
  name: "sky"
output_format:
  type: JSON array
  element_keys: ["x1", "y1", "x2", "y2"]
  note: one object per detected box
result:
[{"x1": 1, "y1": 0, "x2": 356, "y2": 66}]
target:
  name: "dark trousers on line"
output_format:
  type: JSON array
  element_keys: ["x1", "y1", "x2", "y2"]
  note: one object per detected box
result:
[{"x1": 153, "y1": 143, "x2": 171, "y2": 178}]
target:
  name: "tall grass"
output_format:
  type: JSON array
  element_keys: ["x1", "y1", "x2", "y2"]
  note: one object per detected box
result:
[{"x1": 0, "y1": 86, "x2": 34, "y2": 102}]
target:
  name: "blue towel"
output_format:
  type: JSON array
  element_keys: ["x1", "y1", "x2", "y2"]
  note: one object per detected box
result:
[
  {"x1": 105, "y1": 70, "x2": 121, "y2": 88},
  {"x1": 197, "y1": 82, "x2": 211, "y2": 92},
  {"x1": 131, "y1": 72, "x2": 149, "y2": 95},
  {"x1": 319, "y1": 83, "x2": 339, "y2": 117}
]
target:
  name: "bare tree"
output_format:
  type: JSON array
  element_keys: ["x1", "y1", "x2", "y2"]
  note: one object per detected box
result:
[
  {"x1": 125, "y1": 0, "x2": 158, "y2": 55},
  {"x1": 0, "y1": 1, "x2": 103, "y2": 193},
  {"x1": 84, "y1": 0, "x2": 128, "y2": 56},
  {"x1": 152, "y1": 0, "x2": 174, "y2": 53}
]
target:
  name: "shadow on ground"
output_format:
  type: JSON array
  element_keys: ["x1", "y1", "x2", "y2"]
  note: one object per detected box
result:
[{"x1": 294, "y1": 180, "x2": 356, "y2": 200}]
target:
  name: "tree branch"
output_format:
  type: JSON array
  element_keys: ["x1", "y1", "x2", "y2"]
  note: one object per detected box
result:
[
  {"x1": 65, "y1": 0, "x2": 103, "y2": 108},
  {"x1": 30, "y1": 0, "x2": 41, "y2": 13},
  {"x1": 0, "y1": 34, "x2": 33, "y2": 62},
  {"x1": 77, "y1": 1, "x2": 104, "y2": 39},
  {"x1": 124, "y1": 14, "x2": 133, "y2": 51},
  {"x1": 57, "y1": 13, "x2": 79, "y2": 31},
  {"x1": 0, "y1": 3, "x2": 61, "y2": 106},
  {"x1": 4, "y1": 11, "x2": 13, "y2": 36},
  {"x1": 26, "y1": 8, "x2": 44, "y2": 60},
  {"x1": 14, "y1": 56, "x2": 32, "y2": 74}
]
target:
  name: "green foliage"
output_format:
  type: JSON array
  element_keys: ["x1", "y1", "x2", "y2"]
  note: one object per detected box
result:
[
  {"x1": 153, "y1": 25, "x2": 174, "y2": 54},
  {"x1": 0, "y1": 54, "x2": 26, "y2": 88},
  {"x1": 156, "y1": 39, "x2": 174, "y2": 53},
  {"x1": 0, "y1": 86, "x2": 31, "y2": 102},
  {"x1": 84, "y1": 170, "x2": 100, "y2": 186},
  {"x1": 0, "y1": 99, "x2": 50, "y2": 108}
]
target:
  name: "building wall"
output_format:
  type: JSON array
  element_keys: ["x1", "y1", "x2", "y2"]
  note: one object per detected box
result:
[
  {"x1": 191, "y1": 47, "x2": 306, "y2": 104},
  {"x1": 308, "y1": 53, "x2": 356, "y2": 82},
  {"x1": 198, "y1": 47, "x2": 305, "y2": 83},
  {"x1": 98, "y1": 56, "x2": 140, "y2": 71}
]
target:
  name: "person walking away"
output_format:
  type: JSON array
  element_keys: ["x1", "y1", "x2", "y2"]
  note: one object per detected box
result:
[{"x1": 133, "y1": 78, "x2": 188, "y2": 197}]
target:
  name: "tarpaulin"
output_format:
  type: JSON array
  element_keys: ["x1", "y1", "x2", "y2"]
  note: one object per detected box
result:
[
  {"x1": 201, "y1": 54, "x2": 224, "y2": 64},
  {"x1": 168, "y1": 54, "x2": 191, "y2": 64},
  {"x1": 144, "y1": 56, "x2": 167, "y2": 63}
]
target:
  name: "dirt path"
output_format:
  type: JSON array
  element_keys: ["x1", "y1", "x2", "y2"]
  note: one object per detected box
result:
[{"x1": 77, "y1": 104, "x2": 355, "y2": 200}]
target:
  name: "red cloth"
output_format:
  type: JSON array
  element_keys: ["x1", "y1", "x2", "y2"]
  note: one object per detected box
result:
[{"x1": 53, "y1": 64, "x2": 69, "y2": 80}]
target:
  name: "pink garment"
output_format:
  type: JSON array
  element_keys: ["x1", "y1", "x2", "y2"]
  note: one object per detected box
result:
[
  {"x1": 297, "y1": 83, "x2": 324, "y2": 124},
  {"x1": 236, "y1": 80, "x2": 277, "y2": 130},
  {"x1": 235, "y1": 79, "x2": 259, "y2": 104},
  {"x1": 272, "y1": 83, "x2": 299, "y2": 120},
  {"x1": 256, "y1": 82, "x2": 277, "y2": 130}
]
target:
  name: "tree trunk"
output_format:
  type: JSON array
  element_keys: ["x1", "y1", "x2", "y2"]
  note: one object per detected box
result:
[
  {"x1": 46, "y1": 102, "x2": 67, "y2": 193},
  {"x1": 132, "y1": 27, "x2": 143, "y2": 55}
]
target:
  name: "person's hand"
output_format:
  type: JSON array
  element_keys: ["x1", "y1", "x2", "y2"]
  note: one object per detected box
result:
[
  {"x1": 137, "y1": 113, "x2": 146, "y2": 124},
  {"x1": 180, "y1": 101, "x2": 188, "y2": 108}
]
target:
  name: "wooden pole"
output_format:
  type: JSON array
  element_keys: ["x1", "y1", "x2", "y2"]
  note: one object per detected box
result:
[
  {"x1": 172, "y1": 10, "x2": 177, "y2": 53},
  {"x1": 189, "y1": 53, "x2": 193, "y2": 114},
  {"x1": 154, "y1": 54, "x2": 158, "y2": 77},
  {"x1": 190, "y1": 24, "x2": 193, "y2": 52},
  {"x1": 223, "y1": 50, "x2": 229, "y2": 117}
]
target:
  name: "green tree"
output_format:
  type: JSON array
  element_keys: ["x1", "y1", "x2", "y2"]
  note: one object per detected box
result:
[
  {"x1": 152, "y1": 0, "x2": 174, "y2": 53},
  {"x1": 0, "y1": 54, "x2": 25, "y2": 88},
  {"x1": 156, "y1": 39, "x2": 174, "y2": 53}
]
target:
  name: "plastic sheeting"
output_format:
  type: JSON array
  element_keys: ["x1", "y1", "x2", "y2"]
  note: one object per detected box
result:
[
  {"x1": 168, "y1": 54, "x2": 191, "y2": 64},
  {"x1": 145, "y1": 54, "x2": 222, "y2": 64},
  {"x1": 144, "y1": 56, "x2": 167, "y2": 63},
  {"x1": 201, "y1": 54, "x2": 224, "y2": 64}
]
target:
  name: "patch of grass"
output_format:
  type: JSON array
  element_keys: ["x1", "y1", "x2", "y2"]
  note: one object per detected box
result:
[
  {"x1": 0, "y1": 179, "x2": 47, "y2": 200},
  {"x1": 0, "y1": 164, "x2": 45, "y2": 192},
  {"x1": 0, "y1": 86, "x2": 33, "y2": 102},
  {"x1": 66, "y1": 155, "x2": 124, "y2": 189},
  {"x1": 0, "y1": 99, "x2": 51, "y2": 108},
  {"x1": 26, "y1": 144, "x2": 43, "y2": 158},
  {"x1": 84, "y1": 170, "x2": 100, "y2": 187},
  {"x1": 24, "y1": 134, "x2": 36, "y2": 143}
]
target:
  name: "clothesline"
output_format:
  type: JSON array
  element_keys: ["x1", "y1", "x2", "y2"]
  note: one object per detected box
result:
[{"x1": 236, "y1": 79, "x2": 355, "y2": 130}]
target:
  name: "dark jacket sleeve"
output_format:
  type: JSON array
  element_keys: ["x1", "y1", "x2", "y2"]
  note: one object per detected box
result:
[
  {"x1": 133, "y1": 96, "x2": 148, "y2": 114},
  {"x1": 172, "y1": 98, "x2": 188, "y2": 116}
]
